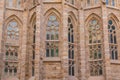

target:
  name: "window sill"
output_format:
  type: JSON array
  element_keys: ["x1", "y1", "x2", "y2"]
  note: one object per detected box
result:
[
  {"x1": 6, "y1": 7, "x2": 24, "y2": 11},
  {"x1": 84, "y1": 5, "x2": 101, "y2": 10},
  {"x1": 43, "y1": 57, "x2": 61, "y2": 62},
  {"x1": 106, "y1": 5, "x2": 120, "y2": 10},
  {"x1": 110, "y1": 60, "x2": 120, "y2": 64},
  {"x1": 65, "y1": 2, "x2": 78, "y2": 10}
]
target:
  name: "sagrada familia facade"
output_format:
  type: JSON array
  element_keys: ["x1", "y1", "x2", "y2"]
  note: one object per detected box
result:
[{"x1": 0, "y1": 0, "x2": 120, "y2": 80}]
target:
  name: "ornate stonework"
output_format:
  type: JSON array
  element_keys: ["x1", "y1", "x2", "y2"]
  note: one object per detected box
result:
[{"x1": 0, "y1": 0, "x2": 120, "y2": 80}]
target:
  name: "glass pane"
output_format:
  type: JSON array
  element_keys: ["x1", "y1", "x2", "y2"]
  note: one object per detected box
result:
[
  {"x1": 56, "y1": 48, "x2": 59, "y2": 57},
  {"x1": 108, "y1": 20, "x2": 112, "y2": 25},
  {"x1": 51, "y1": 49, "x2": 54, "y2": 57},
  {"x1": 46, "y1": 49, "x2": 49, "y2": 57}
]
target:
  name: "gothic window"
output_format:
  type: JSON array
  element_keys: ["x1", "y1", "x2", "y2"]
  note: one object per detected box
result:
[
  {"x1": 112, "y1": 0, "x2": 115, "y2": 6},
  {"x1": 4, "y1": 46, "x2": 19, "y2": 76},
  {"x1": 7, "y1": 0, "x2": 13, "y2": 7},
  {"x1": 88, "y1": 19, "x2": 103, "y2": 76},
  {"x1": 16, "y1": 0, "x2": 21, "y2": 8},
  {"x1": 31, "y1": 23, "x2": 36, "y2": 76},
  {"x1": 87, "y1": 0, "x2": 90, "y2": 6},
  {"x1": 106, "y1": 0, "x2": 109, "y2": 5},
  {"x1": 7, "y1": 21, "x2": 19, "y2": 40},
  {"x1": 94, "y1": 0, "x2": 98, "y2": 4},
  {"x1": 7, "y1": 0, "x2": 21, "y2": 8},
  {"x1": 70, "y1": 0, "x2": 74, "y2": 4},
  {"x1": 65, "y1": 0, "x2": 74, "y2": 4},
  {"x1": 68, "y1": 18, "x2": 75, "y2": 76},
  {"x1": 46, "y1": 15, "x2": 59, "y2": 57},
  {"x1": 108, "y1": 20, "x2": 118, "y2": 60}
]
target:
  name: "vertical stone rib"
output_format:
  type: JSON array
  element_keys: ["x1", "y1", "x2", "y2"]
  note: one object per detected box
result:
[
  {"x1": 79, "y1": 9, "x2": 86, "y2": 80},
  {"x1": 62, "y1": 5, "x2": 69, "y2": 80},
  {"x1": 102, "y1": 3, "x2": 112, "y2": 80},
  {"x1": 20, "y1": 10, "x2": 28, "y2": 80},
  {"x1": 35, "y1": 5, "x2": 41, "y2": 80}
]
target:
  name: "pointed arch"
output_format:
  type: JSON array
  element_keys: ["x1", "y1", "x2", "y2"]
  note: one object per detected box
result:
[
  {"x1": 85, "y1": 13, "x2": 102, "y2": 27},
  {"x1": 5, "y1": 15, "x2": 23, "y2": 27},
  {"x1": 68, "y1": 11, "x2": 77, "y2": 26},
  {"x1": 29, "y1": 12, "x2": 36, "y2": 26},
  {"x1": 44, "y1": 8, "x2": 61, "y2": 21},
  {"x1": 108, "y1": 13, "x2": 119, "y2": 29},
  {"x1": 86, "y1": 13, "x2": 104, "y2": 76}
]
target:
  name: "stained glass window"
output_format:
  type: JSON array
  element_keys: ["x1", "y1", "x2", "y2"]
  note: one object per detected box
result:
[
  {"x1": 7, "y1": 21, "x2": 19, "y2": 40},
  {"x1": 46, "y1": 15, "x2": 59, "y2": 57},
  {"x1": 88, "y1": 19, "x2": 103, "y2": 76},
  {"x1": 68, "y1": 18, "x2": 75, "y2": 76},
  {"x1": 108, "y1": 20, "x2": 118, "y2": 60}
]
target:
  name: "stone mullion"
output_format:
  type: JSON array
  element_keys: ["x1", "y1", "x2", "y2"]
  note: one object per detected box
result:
[
  {"x1": 62, "y1": 4, "x2": 69, "y2": 80},
  {"x1": 102, "y1": 3, "x2": 112, "y2": 80},
  {"x1": 20, "y1": 10, "x2": 28, "y2": 80},
  {"x1": 79, "y1": 9, "x2": 87, "y2": 80}
]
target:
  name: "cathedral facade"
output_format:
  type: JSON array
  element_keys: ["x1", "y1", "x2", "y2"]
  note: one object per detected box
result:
[{"x1": 0, "y1": 0, "x2": 120, "y2": 80}]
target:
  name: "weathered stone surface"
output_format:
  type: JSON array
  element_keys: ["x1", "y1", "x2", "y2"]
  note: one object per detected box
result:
[{"x1": 0, "y1": 0, "x2": 120, "y2": 80}]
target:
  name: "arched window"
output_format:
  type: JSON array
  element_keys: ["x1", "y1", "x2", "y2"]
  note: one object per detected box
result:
[
  {"x1": 7, "y1": 21, "x2": 19, "y2": 40},
  {"x1": 46, "y1": 15, "x2": 59, "y2": 57},
  {"x1": 108, "y1": 20, "x2": 118, "y2": 60},
  {"x1": 88, "y1": 19, "x2": 103, "y2": 76},
  {"x1": 31, "y1": 23, "x2": 36, "y2": 76},
  {"x1": 68, "y1": 17, "x2": 75, "y2": 76}
]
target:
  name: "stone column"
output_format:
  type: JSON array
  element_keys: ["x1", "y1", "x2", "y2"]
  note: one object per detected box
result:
[
  {"x1": 61, "y1": 3, "x2": 69, "y2": 80},
  {"x1": 79, "y1": 8, "x2": 86, "y2": 80},
  {"x1": 20, "y1": 10, "x2": 28, "y2": 80},
  {"x1": 102, "y1": 3, "x2": 112, "y2": 80},
  {"x1": 0, "y1": 0, "x2": 5, "y2": 80},
  {"x1": 34, "y1": 5, "x2": 41, "y2": 80}
]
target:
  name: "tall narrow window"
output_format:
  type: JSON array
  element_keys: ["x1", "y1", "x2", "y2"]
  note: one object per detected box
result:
[
  {"x1": 94, "y1": 0, "x2": 98, "y2": 4},
  {"x1": 46, "y1": 15, "x2": 59, "y2": 57},
  {"x1": 87, "y1": 0, "x2": 90, "y2": 6},
  {"x1": 7, "y1": 21, "x2": 19, "y2": 40},
  {"x1": 112, "y1": 0, "x2": 115, "y2": 6},
  {"x1": 69, "y1": 0, "x2": 74, "y2": 4},
  {"x1": 7, "y1": 0, "x2": 13, "y2": 7},
  {"x1": 16, "y1": 0, "x2": 21, "y2": 8},
  {"x1": 68, "y1": 18, "x2": 75, "y2": 76},
  {"x1": 108, "y1": 20, "x2": 118, "y2": 60},
  {"x1": 88, "y1": 19, "x2": 103, "y2": 76},
  {"x1": 31, "y1": 24, "x2": 36, "y2": 76},
  {"x1": 106, "y1": 0, "x2": 109, "y2": 5}
]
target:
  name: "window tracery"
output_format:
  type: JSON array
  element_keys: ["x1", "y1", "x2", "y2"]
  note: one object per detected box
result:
[
  {"x1": 108, "y1": 20, "x2": 118, "y2": 60},
  {"x1": 46, "y1": 15, "x2": 59, "y2": 57},
  {"x1": 7, "y1": 21, "x2": 19, "y2": 40},
  {"x1": 7, "y1": 0, "x2": 21, "y2": 8},
  {"x1": 88, "y1": 19, "x2": 103, "y2": 76},
  {"x1": 65, "y1": 0, "x2": 75, "y2": 5},
  {"x1": 106, "y1": 0, "x2": 116, "y2": 6},
  {"x1": 4, "y1": 46, "x2": 19, "y2": 76},
  {"x1": 68, "y1": 18, "x2": 75, "y2": 76}
]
